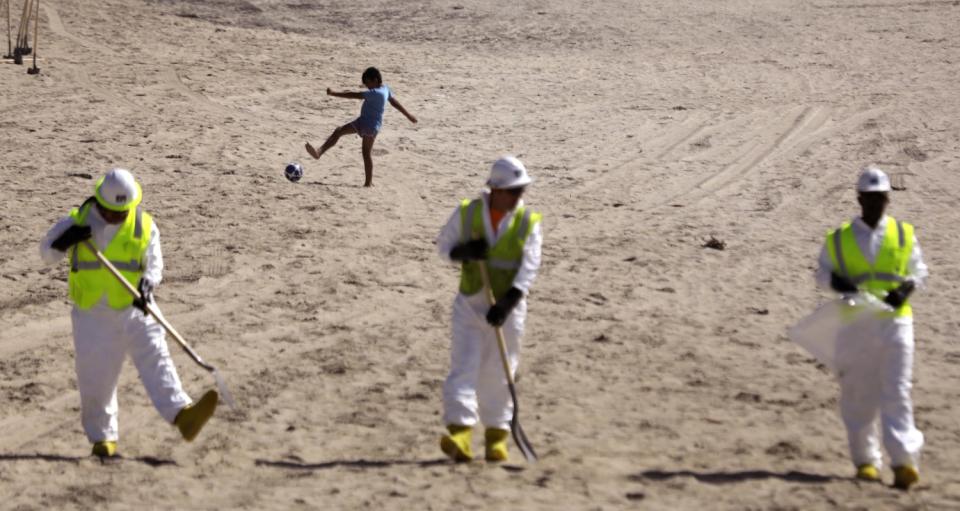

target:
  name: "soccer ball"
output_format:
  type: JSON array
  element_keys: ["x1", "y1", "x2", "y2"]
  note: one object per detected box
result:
[{"x1": 284, "y1": 162, "x2": 303, "y2": 183}]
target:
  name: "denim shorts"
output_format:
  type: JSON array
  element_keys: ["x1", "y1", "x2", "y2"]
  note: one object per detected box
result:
[{"x1": 351, "y1": 118, "x2": 380, "y2": 138}]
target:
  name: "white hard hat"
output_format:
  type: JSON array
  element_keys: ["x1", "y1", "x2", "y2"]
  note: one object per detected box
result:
[
  {"x1": 95, "y1": 168, "x2": 142, "y2": 211},
  {"x1": 486, "y1": 155, "x2": 532, "y2": 190},
  {"x1": 856, "y1": 165, "x2": 891, "y2": 193}
]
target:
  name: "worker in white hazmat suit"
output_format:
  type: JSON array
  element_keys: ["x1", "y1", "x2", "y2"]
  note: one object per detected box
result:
[
  {"x1": 815, "y1": 165, "x2": 928, "y2": 489},
  {"x1": 435, "y1": 155, "x2": 543, "y2": 462},
  {"x1": 40, "y1": 168, "x2": 218, "y2": 457}
]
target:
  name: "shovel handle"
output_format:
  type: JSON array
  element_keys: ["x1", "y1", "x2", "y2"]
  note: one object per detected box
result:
[
  {"x1": 476, "y1": 260, "x2": 538, "y2": 461},
  {"x1": 82, "y1": 241, "x2": 215, "y2": 372},
  {"x1": 477, "y1": 262, "x2": 516, "y2": 385}
]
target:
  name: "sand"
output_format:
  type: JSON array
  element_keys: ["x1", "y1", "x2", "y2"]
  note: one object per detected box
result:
[{"x1": 2, "y1": 0, "x2": 960, "y2": 509}]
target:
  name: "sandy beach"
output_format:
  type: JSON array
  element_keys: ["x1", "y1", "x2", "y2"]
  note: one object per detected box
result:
[{"x1": 2, "y1": 0, "x2": 960, "y2": 509}]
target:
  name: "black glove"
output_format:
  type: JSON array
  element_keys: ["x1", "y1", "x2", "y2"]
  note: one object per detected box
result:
[
  {"x1": 830, "y1": 272, "x2": 858, "y2": 294},
  {"x1": 486, "y1": 287, "x2": 524, "y2": 327},
  {"x1": 51, "y1": 225, "x2": 92, "y2": 252},
  {"x1": 449, "y1": 239, "x2": 488, "y2": 262},
  {"x1": 884, "y1": 281, "x2": 915, "y2": 308},
  {"x1": 133, "y1": 278, "x2": 156, "y2": 313}
]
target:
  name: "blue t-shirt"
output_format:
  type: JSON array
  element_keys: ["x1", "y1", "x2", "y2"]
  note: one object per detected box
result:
[{"x1": 356, "y1": 85, "x2": 391, "y2": 134}]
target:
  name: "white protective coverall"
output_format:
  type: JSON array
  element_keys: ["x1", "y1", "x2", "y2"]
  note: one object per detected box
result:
[
  {"x1": 40, "y1": 207, "x2": 192, "y2": 443},
  {"x1": 815, "y1": 215, "x2": 928, "y2": 469},
  {"x1": 436, "y1": 190, "x2": 542, "y2": 430}
]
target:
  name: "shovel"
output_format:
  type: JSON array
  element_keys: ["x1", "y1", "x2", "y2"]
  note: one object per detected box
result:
[
  {"x1": 82, "y1": 240, "x2": 236, "y2": 408},
  {"x1": 477, "y1": 261, "x2": 538, "y2": 462}
]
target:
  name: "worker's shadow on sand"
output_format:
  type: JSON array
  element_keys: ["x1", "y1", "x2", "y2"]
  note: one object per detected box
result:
[
  {"x1": 255, "y1": 457, "x2": 449, "y2": 470},
  {"x1": 635, "y1": 469, "x2": 846, "y2": 484},
  {"x1": 0, "y1": 453, "x2": 177, "y2": 467}
]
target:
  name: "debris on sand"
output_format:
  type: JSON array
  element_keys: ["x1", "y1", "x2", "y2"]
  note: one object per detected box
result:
[
  {"x1": 703, "y1": 236, "x2": 726, "y2": 250},
  {"x1": 902, "y1": 145, "x2": 928, "y2": 162},
  {"x1": 891, "y1": 173, "x2": 908, "y2": 191},
  {"x1": 690, "y1": 136, "x2": 712, "y2": 149}
]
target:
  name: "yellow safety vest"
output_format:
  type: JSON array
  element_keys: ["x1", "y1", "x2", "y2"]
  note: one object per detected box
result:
[
  {"x1": 825, "y1": 216, "x2": 914, "y2": 318},
  {"x1": 458, "y1": 198, "x2": 541, "y2": 300},
  {"x1": 67, "y1": 198, "x2": 153, "y2": 310}
]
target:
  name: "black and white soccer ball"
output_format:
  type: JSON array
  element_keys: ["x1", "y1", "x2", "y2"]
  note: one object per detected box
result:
[{"x1": 284, "y1": 162, "x2": 303, "y2": 183}]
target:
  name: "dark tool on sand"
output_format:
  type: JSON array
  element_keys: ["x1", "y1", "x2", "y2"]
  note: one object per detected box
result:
[
  {"x1": 4, "y1": 0, "x2": 14, "y2": 60},
  {"x1": 14, "y1": 0, "x2": 31, "y2": 63}
]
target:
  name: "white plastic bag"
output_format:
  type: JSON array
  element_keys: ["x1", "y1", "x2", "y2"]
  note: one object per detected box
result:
[{"x1": 788, "y1": 293, "x2": 893, "y2": 373}]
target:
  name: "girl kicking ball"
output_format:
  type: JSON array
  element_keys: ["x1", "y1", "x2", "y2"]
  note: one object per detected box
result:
[{"x1": 305, "y1": 67, "x2": 418, "y2": 187}]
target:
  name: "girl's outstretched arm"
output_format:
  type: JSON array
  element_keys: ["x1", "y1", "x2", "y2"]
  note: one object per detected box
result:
[
  {"x1": 388, "y1": 96, "x2": 418, "y2": 123},
  {"x1": 327, "y1": 88, "x2": 365, "y2": 99}
]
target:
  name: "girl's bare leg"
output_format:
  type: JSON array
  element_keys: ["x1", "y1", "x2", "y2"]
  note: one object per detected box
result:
[
  {"x1": 361, "y1": 135, "x2": 376, "y2": 187},
  {"x1": 306, "y1": 123, "x2": 357, "y2": 160}
]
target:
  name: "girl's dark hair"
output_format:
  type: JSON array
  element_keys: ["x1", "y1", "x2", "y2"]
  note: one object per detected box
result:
[{"x1": 362, "y1": 67, "x2": 382, "y2": 84}]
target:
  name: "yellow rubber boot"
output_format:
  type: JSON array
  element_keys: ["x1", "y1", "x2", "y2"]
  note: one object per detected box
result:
[
  {"x1": 485, "y1": 428, "x2": 509, "y2": 462},
  {"x1": 440, "y1": 425, "x2": 473, "y2": 462},
  {"x1": 91, "y1": 441, "x2": 118, "y2": 458},
  {"x1": 893, "y1": 465, "x2": 919, "y2": 490},
  {"x1": 856, "y1": 464, "x2": 881, "y2": 482},
  {"x1": 175, "y1": 390, "x2": 218, "y2": 442}
]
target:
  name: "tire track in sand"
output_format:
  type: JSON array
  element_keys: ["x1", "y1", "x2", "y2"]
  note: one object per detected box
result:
[
  {"x1": 653, "y1": 112, "x2": 718, "y2": 161},
  {"x1": 0, "y1": 290, "x2": 390, "y2": 452},
  {"x1": 44, "y1": 2, "x2": 244, "y2": 118},
  {"x1": 677, "y1": 105, "x2": 821, "y2": 205},
  {"x1": 563, "y1": 106, "x2": 827, "y2": 211},
  {"x1": 628, "y1": 105, "x2": 832, "y2": 211},
  {"x1": 642, "y1": 104, "x2": 897, "y2": 212},
  {"x1": 42, "y1": 3, "x2": 141, "y2": 110},
  {"x1": 761, "y1": 104, "x2": 893, "y2": 213},
  {"x1": 562, "y1": 110, "x2": 721, "y2": 196}
]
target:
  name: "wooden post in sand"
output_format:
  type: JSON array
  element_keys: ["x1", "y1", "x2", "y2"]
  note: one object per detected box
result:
[
  {"x1": 20, "y1": 0, "x2": 33, "y2": 50},
  {"x1": 15, "y1": 0, "x2": 27, "y2": 47},
  {"x1": 4, "y1": 0, "x2": 14, "y2": 59},
  {"x1": 26, "y1": 0, "x2": 36, "y2": 73}
]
